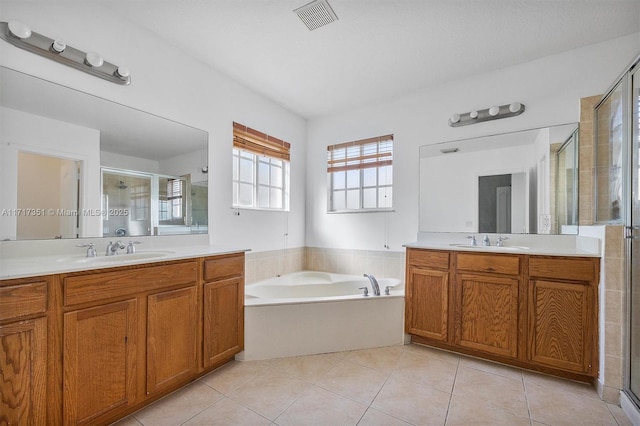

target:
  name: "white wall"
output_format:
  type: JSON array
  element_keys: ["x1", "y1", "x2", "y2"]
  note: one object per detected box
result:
[
  {"x1": 0, "y1": 1, "x2": 307, "y2": 252},
  {"x1": 305, "y1": 33, "x2": 640, "y2": 251},
  {"x1": 100, "y1": 151, "x2": 160, "y2": 174},
  {"x1": 0, "y1": 106, "x2": 101, "y2": 239}
]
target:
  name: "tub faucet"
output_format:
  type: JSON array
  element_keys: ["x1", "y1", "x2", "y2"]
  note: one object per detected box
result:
[{"x1": 363, "y1": 274, "x2": 381, "y2": 296}]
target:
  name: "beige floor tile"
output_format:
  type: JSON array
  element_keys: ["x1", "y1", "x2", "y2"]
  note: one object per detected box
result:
[
  {"x1": 445, "y1": 394, "x2": 530, "y2": 426},
  {"x1": 458, "y1": 355, "x2": 523, "y2": 382},
  {"x1": 391, "y1": 350, "x2": 458, "y2": 393},
  {"x1": 182, "y1": 397, "x2": 271, "y2": 426},
  {"x1": 274, "y1": 386, "x2": 368, "y2": 426},
  {"x1": 343, "y1": 345, "x2": 405, "y2": 374},
  {"x1": 110, "y1": 416, "x2": 142, "y2": 426},
  {"x1": 402, "y1": 343, "x2": 461, "y2": 366},
  {"x1": 523, "y1": 370, "x2": 600, "y2": 399},
  {"x1": 227, "y1": 369, "x2": 309, "y2": 421},
  {"x1": 316, "y1": 359, "x2": 389, "y2": 405},
  {"x1": 273, "y1": 352, "x2": 343, "y2": 383},
  {"x1": 133, "y1": 381, "x2": 223, "y2": 426},
  {"x1": 357, "y1": 407, "x2": 412, "y2": 425},
  {"x1": 199, "y1": 359, "x2": 274, "y2": 394},
  {"x1": 526, "y1": 382, "x2": 618, "y2": 425},
  {"x1": 453, "y1": 366, "x2": 528, "y2": 418},
  {"x1": 371, "y1": 376, "x2": 451, "y2": 425}
]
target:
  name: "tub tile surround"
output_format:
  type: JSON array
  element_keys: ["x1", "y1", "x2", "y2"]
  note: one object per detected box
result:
[
  {"x1": 114, "y1": 343, "x2": 628, "y2": 426},
  {"x1": 245, "y1": 246, "x2": 406, "y2": 285}
]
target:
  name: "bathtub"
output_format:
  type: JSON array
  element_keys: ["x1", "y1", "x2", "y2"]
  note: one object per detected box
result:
[{"x1": 239, "y1": 271, "x2": 405, "y2": 360}]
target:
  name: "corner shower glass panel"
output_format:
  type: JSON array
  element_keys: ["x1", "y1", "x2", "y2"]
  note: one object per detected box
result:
[
  {"x1": 102, "y1": 170, "x2": 152, "y2": 237},
  {"x1": 628, "y1": 65, "x2": 640, "y2": 404},
  {"x1": 595, "y1": 81, "x2": 624, "y2": 222},
  {"x1": 553, "y1": 129, "x2": 579, "y2": 234}
]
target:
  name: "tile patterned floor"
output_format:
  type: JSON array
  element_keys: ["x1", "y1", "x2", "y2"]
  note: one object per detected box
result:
[{"x1": 114, "y1": 344, "x2": 632, "y2": 426}]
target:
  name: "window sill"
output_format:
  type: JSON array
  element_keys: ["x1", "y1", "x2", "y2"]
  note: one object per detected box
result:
[
  {"x1": 231, "y1": 206, "x2": 290, "y2": 213},
  {"x1": 327, "y1": 208, "x2": 394, "y2": 214}
]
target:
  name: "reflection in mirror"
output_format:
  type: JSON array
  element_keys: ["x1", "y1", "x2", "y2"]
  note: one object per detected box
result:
[
  {"x1": 0, "y1": 66, "x2": 209, "y2": 240},
  {"x1": 18, "y1": 152, "x2": 80, "y2": 239},
  {"x1": 102, "y1": 169, "x2": 152, "y2": 238},
  {"x1": 551, "y1": 128, "x2": 579, "y2": 234},
  {"x1": 419, "y1": 123, "x2": 579, "y2": 235}
]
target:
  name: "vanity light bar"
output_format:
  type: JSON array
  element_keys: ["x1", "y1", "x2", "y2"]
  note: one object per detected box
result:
[
  {"x1": 0, "y1": 21, "x2": 130, "y2": 85},
  {"x1": 448, "y1": 102, "x2": 524, "y2": 127}
]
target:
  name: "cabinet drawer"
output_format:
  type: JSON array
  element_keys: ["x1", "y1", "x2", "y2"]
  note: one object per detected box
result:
[
  {"x1": 529, "y1": 257, "x2": 596, "y2": 282},
  {"x1": 456, "y1": 253, "x2": 520, "y2": 275},
  {"x1": 64, "y1": 261, "x2": 197, "y2": 306},
  {"x1": 0, "y1": 281, "x2": 47, "y2": 320},
  {"x1": 203, "y1": 253, "x2": 244, "y2": 282},
  {"x1": 407, "y1": 249, "x2": 450, "y2": 270}
]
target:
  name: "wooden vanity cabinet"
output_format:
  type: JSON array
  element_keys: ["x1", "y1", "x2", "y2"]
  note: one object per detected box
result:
[
  {"x1": 454, "y1": 253, "x2": 522, "y2": 359},
  {"x1": 405, "y1": 248, "x2": 600, "y2": 381},
  {"x1": 0, "y1": 251, "x2": 246, "y2": 425},
  {"x1": 146, "y1": 285, "x2": 198, "y2": 395},
  {"x1": 528, "y1": 256, "x2": 598, "y2": 375},
  {"x1": 202, "y1": 253, "x2": 245, "y2": 369},
  {"x1": 63, "y1": 299, "x2": 138, "y2": 425},
  {"x1": 0, "y1": 277, "x2": 51, "y2": 425},
  {"x1": 62, "y1": 260, "x2": 199, "y2": 425},
  {"x1": 405, "y1": 249, "x2": 451, "y2": 342}
]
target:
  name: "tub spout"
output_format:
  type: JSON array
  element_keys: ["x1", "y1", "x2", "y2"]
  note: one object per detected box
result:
[{"x1": 363, "y1": 274, "x2": 381, "y2": 296}]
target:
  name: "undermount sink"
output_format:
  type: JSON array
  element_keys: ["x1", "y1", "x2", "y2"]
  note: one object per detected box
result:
[
  {"x1": 57, "y1": 250, "x2": 175, "y2": 264},
  {"x1": 448, "y1": 243, "x2": 530, "y2": 251}
]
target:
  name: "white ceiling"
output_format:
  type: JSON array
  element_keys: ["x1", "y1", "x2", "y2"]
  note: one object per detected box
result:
[{"x1": 105, "y1": 0, "x2": 639, "y2": 118}]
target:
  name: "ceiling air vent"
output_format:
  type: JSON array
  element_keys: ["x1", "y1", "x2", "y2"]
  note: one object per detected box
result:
[{"x1": 294, "y1": 0, "x2": 338, "y2": 31}]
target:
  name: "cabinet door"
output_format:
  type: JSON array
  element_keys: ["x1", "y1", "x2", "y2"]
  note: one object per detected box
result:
[
  {"x1": 203, "y1": 277, "x2": 243, "y2": 368},
  {"x1": 64, "y1": 299, "x2": 137, "y2": 425},
  {"x1": 455, "y1": 273, "x2": 519, "y2": 358},
  {"x1": 0, "y1": 317, "x2": 47, "y2": 425},
  {"x1": 147, "y1": 286, "x2": 198, "y2": 394},
  {"x1": 406, "y1": 267, "x2": 449, "y2": 341},
  {"x1": 528, "y1": 279, "x2": 594, "y2": 374}
]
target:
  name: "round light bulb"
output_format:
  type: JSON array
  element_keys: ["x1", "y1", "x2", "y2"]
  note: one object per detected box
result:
[
  {"x1": 115, "y1": 66, "x2": 130, "y2": 79},
  {"x1": 84, "y1": 51, "x2": 104, "y2": 67},
  {"x1": 51, "y1": 39, "x2": 66, "y2": 53},
  {"x1": 509, "y1": 102, "x2": 522, "y2": 113},
  {"x1": 450, "y1": 113, "x2": 460, "y2": 123},
  {"x1": 8, "y1": 21, "x2": 31, "y2": 39},
  {"x1": 488, "y1": 106, "x2": 500, "y2": 116},
  {"x1": 469, "y1": 110, "x2": 478, "y2": 119}
]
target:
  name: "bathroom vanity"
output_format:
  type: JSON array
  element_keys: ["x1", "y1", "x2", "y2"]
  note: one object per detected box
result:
[
  {"x1": 404, "y1": 243, "x2": 599, "y2": 382},
  {"x1": 0, "y1": 249, "x2": 245, "y2": 425}
]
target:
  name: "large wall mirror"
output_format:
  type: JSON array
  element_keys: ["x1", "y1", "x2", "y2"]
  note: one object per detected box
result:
[
  {"x1": 419, "y1": 123, "x2": 579, "y2": 235},
  {"x1": 0, "y1": 67, "x2": 209, "y2": 241}
]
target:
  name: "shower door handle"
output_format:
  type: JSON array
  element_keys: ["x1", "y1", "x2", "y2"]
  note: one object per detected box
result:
[{"x1": 624, "y1": 226, "x2": 640, "y2": 239}]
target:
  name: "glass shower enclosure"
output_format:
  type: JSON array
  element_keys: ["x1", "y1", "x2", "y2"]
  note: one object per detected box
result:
[{"x1": 596, "y1": 55, "x2": 640, "y2": 416}]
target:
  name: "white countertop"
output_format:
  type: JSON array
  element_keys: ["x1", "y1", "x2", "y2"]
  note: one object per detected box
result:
[
  {"x1": 0, "y1": 235, "x2": 250, "y2": 280},
  {"x1": 405, "y1": 232, "x2": 601, "y2": 257}
]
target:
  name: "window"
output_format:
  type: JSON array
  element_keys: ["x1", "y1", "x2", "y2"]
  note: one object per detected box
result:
[
  {"x1": 327, "y1": 134, "x2": 393, "y2": 212},
  {"x1": 232, "y1": 122, "x2": 290, "y2": 211}
]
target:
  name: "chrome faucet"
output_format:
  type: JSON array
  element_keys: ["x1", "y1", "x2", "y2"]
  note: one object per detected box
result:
[
  {"x1": 496, "y1": 236, "x2": 509, "y2": 247},
  {"x1": 106, "y1": 241, "x2": 126, "y2": 256},
  {"x1": 466, "y1": 235, "x2": 477, "y2": 246},
  {"x1": 363, "y1": 273, "x2": 381, "y2": 296},
  {"x1": 482, "y1": 235, "x2": 491, "y2": 246},
  {"x1": 76, "y1": 243, "x2": 97, "y2": 257},
  {"x1": 126, "y1": 241, "x2": 141, "y2": 254}
]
